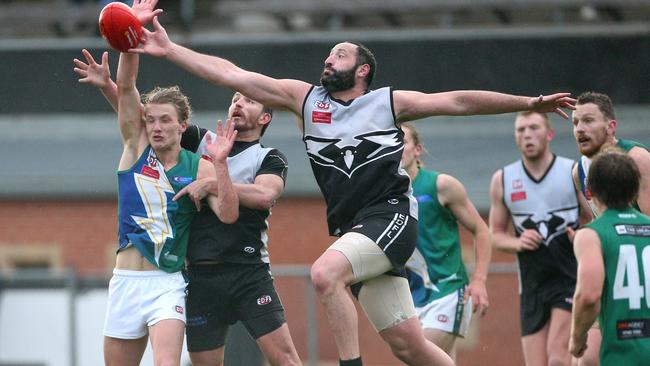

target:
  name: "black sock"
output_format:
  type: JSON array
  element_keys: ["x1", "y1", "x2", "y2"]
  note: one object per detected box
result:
[{"x1": 340, "y1": 356, "x2": 362, "y2": 366}]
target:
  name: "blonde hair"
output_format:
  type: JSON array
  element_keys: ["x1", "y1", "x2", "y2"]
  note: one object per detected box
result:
[{"x1": 142, "y1": 86, "x2": 192, "y2": 122}]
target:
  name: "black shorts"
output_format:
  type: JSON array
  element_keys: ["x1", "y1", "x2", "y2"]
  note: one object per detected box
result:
[
  {"x1": 185, "y1": 262, "x2": 286, "y2": 352},
  {"x1": 348, "y1": 211, "x2": 418, "y2": 277},
  {"x1": 520, "y1": 279, "x2": 575, "y2": 336}
]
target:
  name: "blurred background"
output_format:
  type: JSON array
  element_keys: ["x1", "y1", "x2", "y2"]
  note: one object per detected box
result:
[{"x1": 1, "y1": 0, "x2": 649, "y2": 365}]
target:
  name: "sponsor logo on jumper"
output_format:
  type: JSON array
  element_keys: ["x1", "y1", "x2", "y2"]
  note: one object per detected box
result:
[
  {"x1": 511, "y1": 191, "x2": 526, "y2": 202},
  {"x1": 244, "y1": 246, "x2": 255, "y2": 253},
  {"x1": 147, "y1": 153, "x2": 158, "y2": 167},
  {"x1": 315, "y1": 100, "x2": 330, "y2": 110},
  {"x1": 257, "y1": 295, "x2": 272, "y2": 305},
  {"x1": 312, "y1": 111, "x2": 332, "y2": 124},
  {"x1": 140, "y1": 165, "x2": 160, "y2": 180},
  {"x1": 615, "y1": 224, "x2": 650, "y2": 237},
  {"x1": 304, "y1": 130, "x2": 403, "y2": 178},
  {"x1": 172, "y1": 176, "x2": 194, "y2": 185},
  {"x1": 512, "y1": 179, "x2": 523, "y2": 190},
  {"x1": 388, "y1": 199, "x2": 399, "y2": 205}
]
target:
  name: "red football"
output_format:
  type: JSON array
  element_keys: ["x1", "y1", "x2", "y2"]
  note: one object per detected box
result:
[{"x1": 98, "y1": 2, "x2": 142, "y2": 52}]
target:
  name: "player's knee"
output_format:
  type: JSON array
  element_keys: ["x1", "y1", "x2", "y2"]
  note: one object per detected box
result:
[{"x1": 310, "y1": 260, "x2": 337, "y2": 296}]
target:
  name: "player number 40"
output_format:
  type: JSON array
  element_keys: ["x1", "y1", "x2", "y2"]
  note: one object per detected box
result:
[{"x1": 613, "y1": 244, "x2": 650, "y2": 310}]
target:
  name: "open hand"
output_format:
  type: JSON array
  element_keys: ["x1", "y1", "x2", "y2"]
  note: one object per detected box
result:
[
  {"x1": 129, "y1": 16, "x2": 170, "y2": 57},
  {"x1": 529, "y1": 93, "x2": 576, "y2": 119},
  {"x1": 131, "y1": 0, "x2": 163, "y2": 26},
  {"x1": 73, "y1": 49, "x2": 110, "y2": 88},
  {"x1": 205, "y1": 119, "x2": 237, "y2": 163}
]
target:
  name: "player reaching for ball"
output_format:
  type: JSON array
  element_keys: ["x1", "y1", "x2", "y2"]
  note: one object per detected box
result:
[
  {"x1": 94, "y1": 1, "x2": 238, "y2": 366},
  {"x1": 130, "y1": 14, "x2": 576, "y2": 365}
]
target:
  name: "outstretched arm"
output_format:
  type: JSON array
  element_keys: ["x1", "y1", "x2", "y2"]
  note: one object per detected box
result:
[
  {"x1": 116, "y1": 52, "x2": 147, "y2": 170},
  {"x1": 74, "y1": 0, "x2": 160, "y2": 111},
  {"x1": 488, "y1": 170, "x2": 542, "y2": 253},
  {"x1": 132, "y1": 17, "x2": 311, "y2": 117},
  {"x1": 393, "y1": 90, "x2": 576, "y2": 123},
  {"x1": 73, "y1": 49, "x2": 118, "y2": 111},
  {"x1": 569, "y1": 228, "x2": 604, "y2": 358},
  {"x1": 438, "y1": 174, "x2": 491, "y2": 317}
]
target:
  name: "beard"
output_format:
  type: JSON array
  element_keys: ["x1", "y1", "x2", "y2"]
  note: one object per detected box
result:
[{"x1": 320, "y1": 66, "x2": 356, "y2": 93}]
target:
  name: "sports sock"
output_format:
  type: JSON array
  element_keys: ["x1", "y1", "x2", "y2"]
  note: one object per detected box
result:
[{"x1": 340, "y1": 356, "x2": 362, "y2": 366}]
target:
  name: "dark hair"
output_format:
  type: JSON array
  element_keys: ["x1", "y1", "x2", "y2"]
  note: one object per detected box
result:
[
  {"x1": 577, "y1": 91, "x2": 616, "y2": 120},
  {"x1": 142, "y1": 86, "x2": 192, "y2": 122},
  {"x1": 260, "y1": 105, "x2": 274, "y2": 137},
  {"x1": 348, "y1": 41, "x2": 377, "y2": 88},
  {"x1": 588, "y1": 151, "x2": 640, "y2": 210}
]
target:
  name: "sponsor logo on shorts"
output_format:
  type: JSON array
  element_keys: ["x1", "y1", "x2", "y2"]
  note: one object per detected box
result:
[
  {"x1": 175, "y1": 305, "x2": 184, "y2": 314},
  {"x1": 257, "y1": 295, "x2": 272, "y2": 305},
  {"x1": 244, "y1": 246, "x2": 255, "y2": 253},
  {"x1": 437, "y1": 314, "x2": 449, "y2": 323}
]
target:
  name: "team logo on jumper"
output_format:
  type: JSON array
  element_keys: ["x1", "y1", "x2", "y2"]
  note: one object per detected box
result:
[
  {"x1": 304, "y1": 129, "x2": 402, "y2": 178},
  {"x1": 315, "y1": 100, "x2": 330, "y2": 110},
  {"x1": 511, "y1": 206, "x2": 579, "y2": 246},
  {"x1": 257, "y1": 295, "x2": 272, "y2": 305},
  {"x1": 175, "y1": 305, "x2": 184, "y2": 314}
]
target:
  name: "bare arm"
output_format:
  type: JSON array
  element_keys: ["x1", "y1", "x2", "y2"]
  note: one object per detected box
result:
[
  {"x1": 234, "y1": 174, "x2": 285, "y2": 210},
  {"x1": 437, "y1": 174, "x2": 491, "y2": 316},
  {"x1": 629, "y1": 146, "x2": 650, "y2": 215},
  {"x1": 569, "y1": 228, "x2": 604, "y2": 358},
  {"x1": 488, "y1": 170, "x2": 542, "y2": 253},
  {"x1": 116, "y1": 52, "x2": 147, "y2": 170},
  {"x1": 199, "y1": 120, "x2": 239, "y2": 224},
  {"x1": 572, "y1": 164, "x2": 594, "y2": 225},
  {"x1": 133, "y1": 17, "x2": 311, "y2": 117},
  {"x1": 393, "y1": 90, "x2": 576, "y2": 123}
]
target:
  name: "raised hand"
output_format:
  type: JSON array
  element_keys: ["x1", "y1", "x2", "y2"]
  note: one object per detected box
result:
[
  {"x1": 73, "y1": 49, "x2": 110, "y2": 88},
  {"x1": 205, "y1": 119, "x2": 238, "y2": 163},
  {"x1": 130, "y1": 0, "x2": 163, "y2": 26},
  {"x1": 529, "y1": 93, "x2": 577, "y2": 119},
  {"x1": 129, "y1": 16, "x2": 170, "y2": 57}
]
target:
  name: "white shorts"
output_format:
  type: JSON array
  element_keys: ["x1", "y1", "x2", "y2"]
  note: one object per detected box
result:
[
  {"x1": 103, "y1": 269, "x2": 187, "y2": 339},
  {"x1": 416, "y1": 288, "x2": 472, "y2": 337}
]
